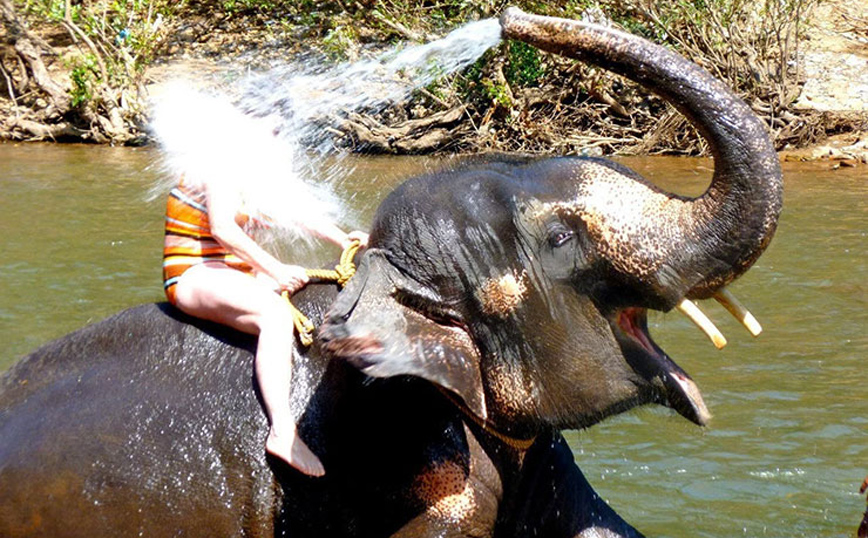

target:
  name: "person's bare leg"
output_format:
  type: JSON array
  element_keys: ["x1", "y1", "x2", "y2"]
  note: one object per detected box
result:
[
  {"x1": 255, "y1": 305, "x2": 324, "y2": 476},
  {"x1": 172, "y1": 263, "x2": 324, "y2": 476}
]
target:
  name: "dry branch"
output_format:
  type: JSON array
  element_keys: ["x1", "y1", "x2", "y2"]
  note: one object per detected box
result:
[
  {"x1": 62, "y1": 0, "x2": 108, "y2": 81},
  {"x1": 1, "y1": 0, "x2": 69, "y2": 108},
  {"x1": 339, "y1": 105, "x2": 467, "y2": 153}
]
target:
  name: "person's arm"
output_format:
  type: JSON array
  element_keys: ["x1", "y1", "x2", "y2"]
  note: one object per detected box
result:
[
  {"x1": 206, "y1": 183, "x2": 308, "y2": 292},
  {"x1": 305, "y1": 221, "x2": 370, "y2": 250}
]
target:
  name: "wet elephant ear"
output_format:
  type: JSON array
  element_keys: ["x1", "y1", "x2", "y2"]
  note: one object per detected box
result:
[{"x1": 319, "y1": 249, "x2": 488, "y2": 420}]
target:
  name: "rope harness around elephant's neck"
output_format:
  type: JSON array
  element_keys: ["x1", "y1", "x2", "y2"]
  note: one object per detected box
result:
[
  {"x1": 282, "y1": 240, "x2": 362, "y2": 347},
  {"x1": 436, "y1": 386, "x2": 537, "y2": 452}
]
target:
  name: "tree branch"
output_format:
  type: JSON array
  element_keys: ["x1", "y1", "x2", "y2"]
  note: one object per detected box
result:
[
  {"x1": 63, "y1": 0, "x2": 108, "y2": 81},
  {"x1": 0, "y1": 58, "x2": 17, "y2": 105},
  {"x1": 0, "y1": 0, "x2": 69, "y2": 107}
]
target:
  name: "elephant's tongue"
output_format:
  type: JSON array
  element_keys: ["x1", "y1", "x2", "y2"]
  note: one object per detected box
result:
[{"x1": 618, "y1": 309, "x2": 711, "y2": 426}]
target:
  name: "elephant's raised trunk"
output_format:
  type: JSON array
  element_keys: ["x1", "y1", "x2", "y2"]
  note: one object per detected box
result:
[{"x1": 500, "y1": 8, "x2": 782, "y2": 309}]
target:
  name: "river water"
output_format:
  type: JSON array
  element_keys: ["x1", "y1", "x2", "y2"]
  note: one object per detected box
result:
[{"x1": 0, "y1": 143, "x2": 865, "y2": 537}]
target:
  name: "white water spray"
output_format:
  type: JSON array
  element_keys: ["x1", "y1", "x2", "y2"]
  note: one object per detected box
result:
[
  {"x1": 150, "y1": 85, "x2": 341, "y2": 240},
  {"x1": 150, "y1": 18, "x2": 502, "y2": 241},
  {"x1": 237, "y1": 18, "x2": 502, "y2": 130}
]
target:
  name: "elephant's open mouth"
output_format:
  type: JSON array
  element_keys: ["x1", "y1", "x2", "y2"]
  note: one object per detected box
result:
[{"x1": 615, "y1": 308, "x2": 711, "y2": 427}]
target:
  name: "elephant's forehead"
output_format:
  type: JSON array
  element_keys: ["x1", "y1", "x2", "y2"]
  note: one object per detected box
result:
[{"x1": 544, "y1": 161, "x2": 693, "y2": 278}]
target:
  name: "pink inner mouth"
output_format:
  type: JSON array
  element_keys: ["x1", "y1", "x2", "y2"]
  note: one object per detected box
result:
[
  {"x1": 617, "y1": 307, "x2": 712, "y2": 425},
  {"x1": 617, "y1": 308, "x2": 656, "y2": 355}
]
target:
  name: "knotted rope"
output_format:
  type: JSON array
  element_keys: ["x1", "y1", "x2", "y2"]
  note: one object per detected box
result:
[{"x1": 282, "y1": 239, "x2": 362, "y2": 346}]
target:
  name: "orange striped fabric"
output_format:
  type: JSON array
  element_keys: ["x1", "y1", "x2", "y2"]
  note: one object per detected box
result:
[{"x1": 162, "y1": 184, "x2": 253, "y2": 304}]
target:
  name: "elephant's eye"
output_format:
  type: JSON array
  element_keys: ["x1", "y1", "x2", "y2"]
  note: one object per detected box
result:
[{"x1": 548, "y1": 225, "x2": 574, "y2": 248}]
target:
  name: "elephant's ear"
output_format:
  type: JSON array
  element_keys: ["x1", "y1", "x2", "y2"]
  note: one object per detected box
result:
[{"x1": 320, "y1": 249, "x2": 487, "y2": 420}]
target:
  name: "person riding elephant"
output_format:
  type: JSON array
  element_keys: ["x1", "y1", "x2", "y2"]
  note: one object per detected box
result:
[
  {"x1": 151, "y1": 89, "x2": 370, "y2": 476},
  {"x1": 0, "y1": 8, "x2": 782, "y2": 537},
  {"x1": 161, "y1": 172, "x2": 368, "y2": 475}
]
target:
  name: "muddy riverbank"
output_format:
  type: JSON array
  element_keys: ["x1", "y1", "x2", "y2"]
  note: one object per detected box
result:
[{"x1": 2, "y1": 0, "x2": 867, "y2": 162}]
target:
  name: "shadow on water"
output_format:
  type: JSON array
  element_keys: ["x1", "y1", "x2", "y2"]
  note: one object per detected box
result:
[{"x1": 0, "y1": 144, "x2": 865, "y2": 537}]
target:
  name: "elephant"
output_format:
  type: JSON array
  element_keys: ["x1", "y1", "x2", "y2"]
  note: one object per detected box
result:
[{"x1": 0, "y1": 8, "x2": 782, "y2": 538}]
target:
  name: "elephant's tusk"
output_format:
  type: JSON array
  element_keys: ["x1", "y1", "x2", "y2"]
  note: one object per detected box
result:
[
  {"x1": 676, "y1": 299, "x2": 727, "y2": 349},
  {"x1": 713, "y1": 288, "x2": 762, "y2": 337}
]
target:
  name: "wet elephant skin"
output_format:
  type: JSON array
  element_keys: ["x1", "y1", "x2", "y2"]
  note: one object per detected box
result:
[{"x1": 0, "y1": 293, "x2": 639, "y2": 538}]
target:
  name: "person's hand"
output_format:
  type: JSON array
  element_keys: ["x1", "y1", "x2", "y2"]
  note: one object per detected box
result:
[
  {"x1": 274, "y1": 264, "x2": 309, "y2": 294},
  {"x1": 343, "y1": 230, "x2": 369, "y2": 250}
]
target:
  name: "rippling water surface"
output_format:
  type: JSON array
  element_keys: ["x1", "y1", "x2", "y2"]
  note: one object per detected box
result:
[{"x1": 0, "y1": 144, "x2": 865, "y2": 537}]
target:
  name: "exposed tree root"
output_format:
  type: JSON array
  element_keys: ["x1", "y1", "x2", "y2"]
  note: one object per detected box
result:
[
  {"x1": 336, "y1": 105, "x2": 469, "y2": 153},
  {"x1": 7, "y1": 116, "x2": 86, "y2": 140},
  {"x1": 1, "y1": 0, "x2": 68, "y2": 109},
  {"x1": 0, "y1": 0, "x2": 145, "y2": 144}
]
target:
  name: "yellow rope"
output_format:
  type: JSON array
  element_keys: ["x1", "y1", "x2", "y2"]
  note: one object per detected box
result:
[
  {"x1": 283, "y1": 239, "x2": 362, "y2": 347},
  {"x1": 304, "y1": 239, "x2": 362, "y2": 286},
  {"x1": 435, "y1": 385, "x2": 537, "y2": 451}
]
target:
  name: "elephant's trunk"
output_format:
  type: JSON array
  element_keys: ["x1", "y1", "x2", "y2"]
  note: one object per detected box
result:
[{"x1": 500, "y1": 8, "x2": 782, "y2": 306}]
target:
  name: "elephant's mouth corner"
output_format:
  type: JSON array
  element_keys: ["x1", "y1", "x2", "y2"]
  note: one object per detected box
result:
[{"x1": 614, "y1": 307, "x2": 712, "y2": 427}]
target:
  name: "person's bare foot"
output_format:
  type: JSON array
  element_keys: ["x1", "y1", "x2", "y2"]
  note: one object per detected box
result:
[{"x1": 266, "y1": 424, "x2": 325, "y2": 477}]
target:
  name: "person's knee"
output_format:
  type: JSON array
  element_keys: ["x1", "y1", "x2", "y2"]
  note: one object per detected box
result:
[{"x1": 259, "y1": 296, "x2": 294, "y2": 332}]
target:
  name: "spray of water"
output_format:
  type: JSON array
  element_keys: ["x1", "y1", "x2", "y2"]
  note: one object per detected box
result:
[
  {"x1": 150, "y1": 85, "x2": 341, "y2": 241},
  {"x1": 150, "y1": 18, "x2": 502, "y2": 241},
  {"x1": 236, "y1": 18, "x2": 503, "y2": 134}
]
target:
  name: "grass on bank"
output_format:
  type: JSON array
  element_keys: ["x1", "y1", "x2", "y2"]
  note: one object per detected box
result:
[{"x1": 10, "y1": 0, "x2": 819, "y2": 151}]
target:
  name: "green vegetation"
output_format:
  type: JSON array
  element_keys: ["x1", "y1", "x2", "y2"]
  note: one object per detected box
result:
[
  {"x1": 3, "y1": 0, "x2": 825, "y2": 149},
  {"x1": 322, "y1": 24, "x2": 357, "y2": 60},
  {"x1": 20, "y1": 0, "x2": 181, "y2": 103},
  {"x1": 13, "y1": 0, "x2": 813, "y2": 100},
  {"x1": 504, "y1": 41, "x2": 543, "y2": 88},
  {"x1": 68, "y1": 54, "x2": 98, "y2": 107}
]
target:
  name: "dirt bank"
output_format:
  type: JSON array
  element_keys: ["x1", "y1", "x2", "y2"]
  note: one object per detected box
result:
[
  {"x1": 777, "y1": 0, "x2": 868, "y2": 164},
  {"x1": 2, "y1": 0, "x2": 867, "y2": 162}
]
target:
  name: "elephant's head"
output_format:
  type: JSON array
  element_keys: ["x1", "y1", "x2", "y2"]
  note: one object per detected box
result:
[{"x1": 320, "y1": 9, "x2": 782, "y2": 438}]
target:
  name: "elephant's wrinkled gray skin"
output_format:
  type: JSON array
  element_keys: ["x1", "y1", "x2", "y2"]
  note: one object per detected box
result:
[
  {"x1": 323, "y1": 7, "x2": 782, "y2": 441},
  {"x1": 0, "y1": 9, "x2": 781, "y2": 538}
]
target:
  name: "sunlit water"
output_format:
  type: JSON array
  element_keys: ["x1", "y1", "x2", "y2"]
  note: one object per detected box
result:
[{"x1": 1, "y1": 143, "x2": 866, "y2": 537}]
